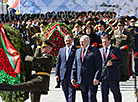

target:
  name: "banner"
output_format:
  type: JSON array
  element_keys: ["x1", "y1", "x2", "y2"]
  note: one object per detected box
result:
[
  {"x1": 7, "y1": 0, "x2": 19, "y2": 9},
  {"x1": 0, "y1": 24, "x2": 21, "y2": 74}
]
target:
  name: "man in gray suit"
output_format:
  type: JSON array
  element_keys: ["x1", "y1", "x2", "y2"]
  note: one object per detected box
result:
[{"x1": 55, "y1": 35, "x2": 76, "y2": 102}]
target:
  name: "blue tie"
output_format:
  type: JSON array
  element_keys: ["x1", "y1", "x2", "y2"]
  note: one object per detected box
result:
[{"x1": 68, "y1": 48, "x2": 70, "y2": 56}]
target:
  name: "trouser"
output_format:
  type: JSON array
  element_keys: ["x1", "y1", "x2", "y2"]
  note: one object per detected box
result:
[
  {"x1": 120, "y1": 50, "x2": 129, "y2": 80},
  {"x1": 100, "y1": 80, "x2": 122, "y2": 102}
]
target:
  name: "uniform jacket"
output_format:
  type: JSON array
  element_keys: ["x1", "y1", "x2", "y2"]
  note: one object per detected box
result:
[{"x1": 111, "y1": 29, "x2": 134, "y2": 50}]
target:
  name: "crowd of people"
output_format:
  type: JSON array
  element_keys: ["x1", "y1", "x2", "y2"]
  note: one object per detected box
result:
[{"x1": 0, "y1": 11, "x2": 138, "y2": 102}]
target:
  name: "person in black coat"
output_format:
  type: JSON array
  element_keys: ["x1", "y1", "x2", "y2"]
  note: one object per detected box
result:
[{"x1": 97, "y1": 33, "x2": 123, "y2": 102}]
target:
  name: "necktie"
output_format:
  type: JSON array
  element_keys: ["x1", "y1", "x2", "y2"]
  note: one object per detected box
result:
[
  {"x1": 68, "y1": 48, "x2": 70, "y2": 56},
  {"x1": 81, "y1": 48, "x2": 85, "y2": 62},
  {"x1": 104, "y1": 48, "x2": 107, "y2": 61},
  {"x1": 66, "y1": 48, "x2": 70, "y2": 60}
]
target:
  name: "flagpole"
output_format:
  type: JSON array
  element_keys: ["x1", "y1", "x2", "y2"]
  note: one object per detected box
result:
[
  {"x1": 1, "y1": 0, "x2": 3, "y2": 14},
  {"x1": 19, "y1": 0, "x2": 21, "y2": 13}
]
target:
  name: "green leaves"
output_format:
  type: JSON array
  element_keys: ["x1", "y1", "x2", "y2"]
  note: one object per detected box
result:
[{"x1": 0, "y1": 24, "x2": 31, "y2": 102}]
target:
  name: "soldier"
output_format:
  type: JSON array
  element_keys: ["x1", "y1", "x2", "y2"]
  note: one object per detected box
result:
[
  {"x1": 96, "y1": 20, "x2": 106, "y2": 48},
  {"x1": 0, "y1": 37, "x2": 54, "y2": 102},
  {"x1": 72, "y1": 21, "x2": 83, "y2": 46},
  {"x1": 128, "y1": 17, "x2": 138, "y2": 74},
  {"x1": 111, "y1": 21, "x2": 134, "y2": 81}
]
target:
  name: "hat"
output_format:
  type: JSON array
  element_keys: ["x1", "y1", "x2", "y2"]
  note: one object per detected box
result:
[
  {"x1": 118, "y1": 21, "x2": 125, "y2": 26},
  {"x1": 101, "y1": 32, "x2": 110, "y2": 39},
  {"x1": 101, "y1": 32, "x2": 108, "y2": 37},
  {"x1": 32, "y1": 33, "x2": 41, "y2": 40},
  {"x1": 130, "y1": 19, "x2": 136, "y2": 22},
  {"x1": 97, "y1": 20, "x2": 106, "y2": 27},
  {"x1": 130, "y1": 16, "x2": 137, "y2": 22},
  {"x1": 42, "y1": 37, "x2": 55, "y2": 47},
  {"x1": 40, "y1": 24, "x2": 44, "y2": 28}
]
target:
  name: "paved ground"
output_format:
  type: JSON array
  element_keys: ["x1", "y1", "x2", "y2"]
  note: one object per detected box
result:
[
  {"x1": 0, "y1": 69, "x2": 137, "y2": 102},
  {"x1": 25, "y1": 71, "x2": 137, "y2": 102}
]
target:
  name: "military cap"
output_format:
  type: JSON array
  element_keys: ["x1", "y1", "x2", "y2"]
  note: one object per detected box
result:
[
  {"x1": 97, "y1": 20, "x2": 106, "y2": 27},
  {"x1": 124, "y1": 16, "x2": 131, "y2": 22},
  {"x1": 118, "y1": 21, "x2": 125, "y2": 26},
  {"x1": 130, "y1": 16, "x2": 137, "y2": 22},
  {"x1": 42, "y1": 37, "x2": 55, "y2": 47},
  {"x1": 32, "y1": 33, "x2": 41, "y2": 40},
  {"x1": 74, "y1": 21, "x2": 83, "y2": 27},
  {"x1": 101, "y1": 32, "x2": 110, "y2": 39},
  {"x1": 40, "y1": 24, "x2": 44, "y2": 28}
]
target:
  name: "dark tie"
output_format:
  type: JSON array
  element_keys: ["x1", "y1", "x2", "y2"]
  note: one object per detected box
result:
[
  {"x1": 104, "y1": 48, "x2": 107, "y2": 61},
  {"x1": 81, "y1": 48, "x2": 85, "y2": 62}
]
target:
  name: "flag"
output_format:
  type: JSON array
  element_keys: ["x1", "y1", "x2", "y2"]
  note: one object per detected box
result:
[
  {"x1": 4, "y1": 0, "x2": 8, "y2": 3},
  {"x1": 0, "y1": 24, "x2": 21, "y2": 74},
  {"x1": 7, "y1": 0, "x2": 19, "y2": 9}
]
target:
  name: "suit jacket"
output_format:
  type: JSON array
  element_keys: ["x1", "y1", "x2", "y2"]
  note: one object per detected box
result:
[
  {"x1": 55, "y1": 45, "x2": 76, "y2": 81},
  {"x1": 71, "y1": 46, "x2": 102, "y2": 85},
  {"x1": 99, "y1": 46, "x2": 123, "y2": 81}
]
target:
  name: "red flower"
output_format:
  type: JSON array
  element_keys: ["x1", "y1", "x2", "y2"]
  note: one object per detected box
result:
[
  {"x1": 101, "y1": 53, "x2": 118, "y2": 76},
  {"x1": 72, "y1": 83, "x2": 79, "y2": 89},
  {"x1": 134, "y1": 52, "x2": 138, "y2": 59},
  {"x1": 111, "y1": 54, "x2": 117, "y2": 60},
  {"x1": 124, "y1": 45, "x2": 128, "y2": 49},
  {"x1": 93, "y1": 42, "x2": 98, "y2": 48},
  {"x1": 0, "y1": 48, "x2": 17, "y2": 77}
]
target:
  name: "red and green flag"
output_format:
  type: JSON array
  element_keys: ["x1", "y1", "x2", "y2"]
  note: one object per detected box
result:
[{"x1": 0, "y1": 24, "x2": 21, "y2": 84}]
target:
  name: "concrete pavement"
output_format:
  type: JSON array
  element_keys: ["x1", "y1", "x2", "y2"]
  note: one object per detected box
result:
[
  {"x1": 0, "y1": 69, "x2": 137, "y2": 102},
  {"x1": 24, "y1": 71, "x2": 137, "y2": 102}
]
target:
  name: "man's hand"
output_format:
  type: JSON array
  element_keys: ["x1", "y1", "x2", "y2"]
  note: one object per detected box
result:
[
  {"x1": 93, "y1": 79, "x2": 99, "y2": 85},
  {"x1": 25, "y1": 55, "x2": 32, "y2": 61},
  {"x1": 134, "y1": 31, "x2": 138, "y2": 34},
  {"x1": 120, "y1": 46, "x2": 125, "y2": 50},
  {"x1": 106, "y1": 60, "x2": 112, "y2": 66},
  {"x1": 71, "y1": 79, "x2": 76, "y2": 85},
  {"x1": 56, "y1": 76, "x2": 59, "y2": 81}
]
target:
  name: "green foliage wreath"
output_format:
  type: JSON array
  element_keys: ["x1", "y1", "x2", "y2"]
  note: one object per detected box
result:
[{"x1": 0, "y1": 24, "x2": 31, "y2": 102}]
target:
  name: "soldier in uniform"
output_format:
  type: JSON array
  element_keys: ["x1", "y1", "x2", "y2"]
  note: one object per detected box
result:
[
  {"x1": 128, "y1": 17, "x2": 138, "y2": 74},
  {"x1": 111, "y1": 21, "x2": 134, "y2": 81},
  {"x1": 96, "y1": 20, "x2": 106, "y2": 48},
  {"x1": 72, "y1": 21, "x2": 83, "y2": 46},
  {"x1": 0, "y1": 37, "x2": 54, "y2": 102}
]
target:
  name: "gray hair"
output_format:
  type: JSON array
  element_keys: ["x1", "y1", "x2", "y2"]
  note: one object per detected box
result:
[
  {"x1": 80, "y1": 35, "x2": 90, "y2": 42},
  {"x1": 64, "y1": 35, "x2": 72, "y2": 40}
]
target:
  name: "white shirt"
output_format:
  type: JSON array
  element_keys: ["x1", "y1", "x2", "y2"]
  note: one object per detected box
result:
[
  {"x1": 104, "y1": 44, "x2": 111, "y2": 59},
  {"x1": 66, "y1": 45, "x2": 72, "y2": 61},
  {"x1": 83, "y1": 44, "x2": 90, "y2": 56},
  {"x1": 99, "y1": 44, "x2": 111, "y2": 67}
]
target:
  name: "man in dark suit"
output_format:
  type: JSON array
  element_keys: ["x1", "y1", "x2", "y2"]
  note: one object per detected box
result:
[
  {"x1": 98, "y1": 33, "x2": 123, "y2": 102},
  {"x1": 55, "y1": 35, "x2": 76, "y2": 102},
  {"x1": 0, "y1": 37, "x2": 54, "y2": 102},
  {"x1": 71, "y1": 35, "x2": 102, "y2": 102}
]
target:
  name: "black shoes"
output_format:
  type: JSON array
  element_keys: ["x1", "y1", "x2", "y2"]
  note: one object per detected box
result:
[{"x1": 55, "y1": 81, "x2": 60, "y2": 88}]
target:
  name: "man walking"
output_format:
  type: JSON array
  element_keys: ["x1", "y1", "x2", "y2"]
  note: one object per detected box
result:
[
  {"x1": 98, "y1": 33, "x2": 123, "y2": 102},
  {"x1": 71, "y1": 35, "x2": 102, "y2": 102},
  {"x1": 55, "y1": 35, "x2": 76, "y2": 102}
]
